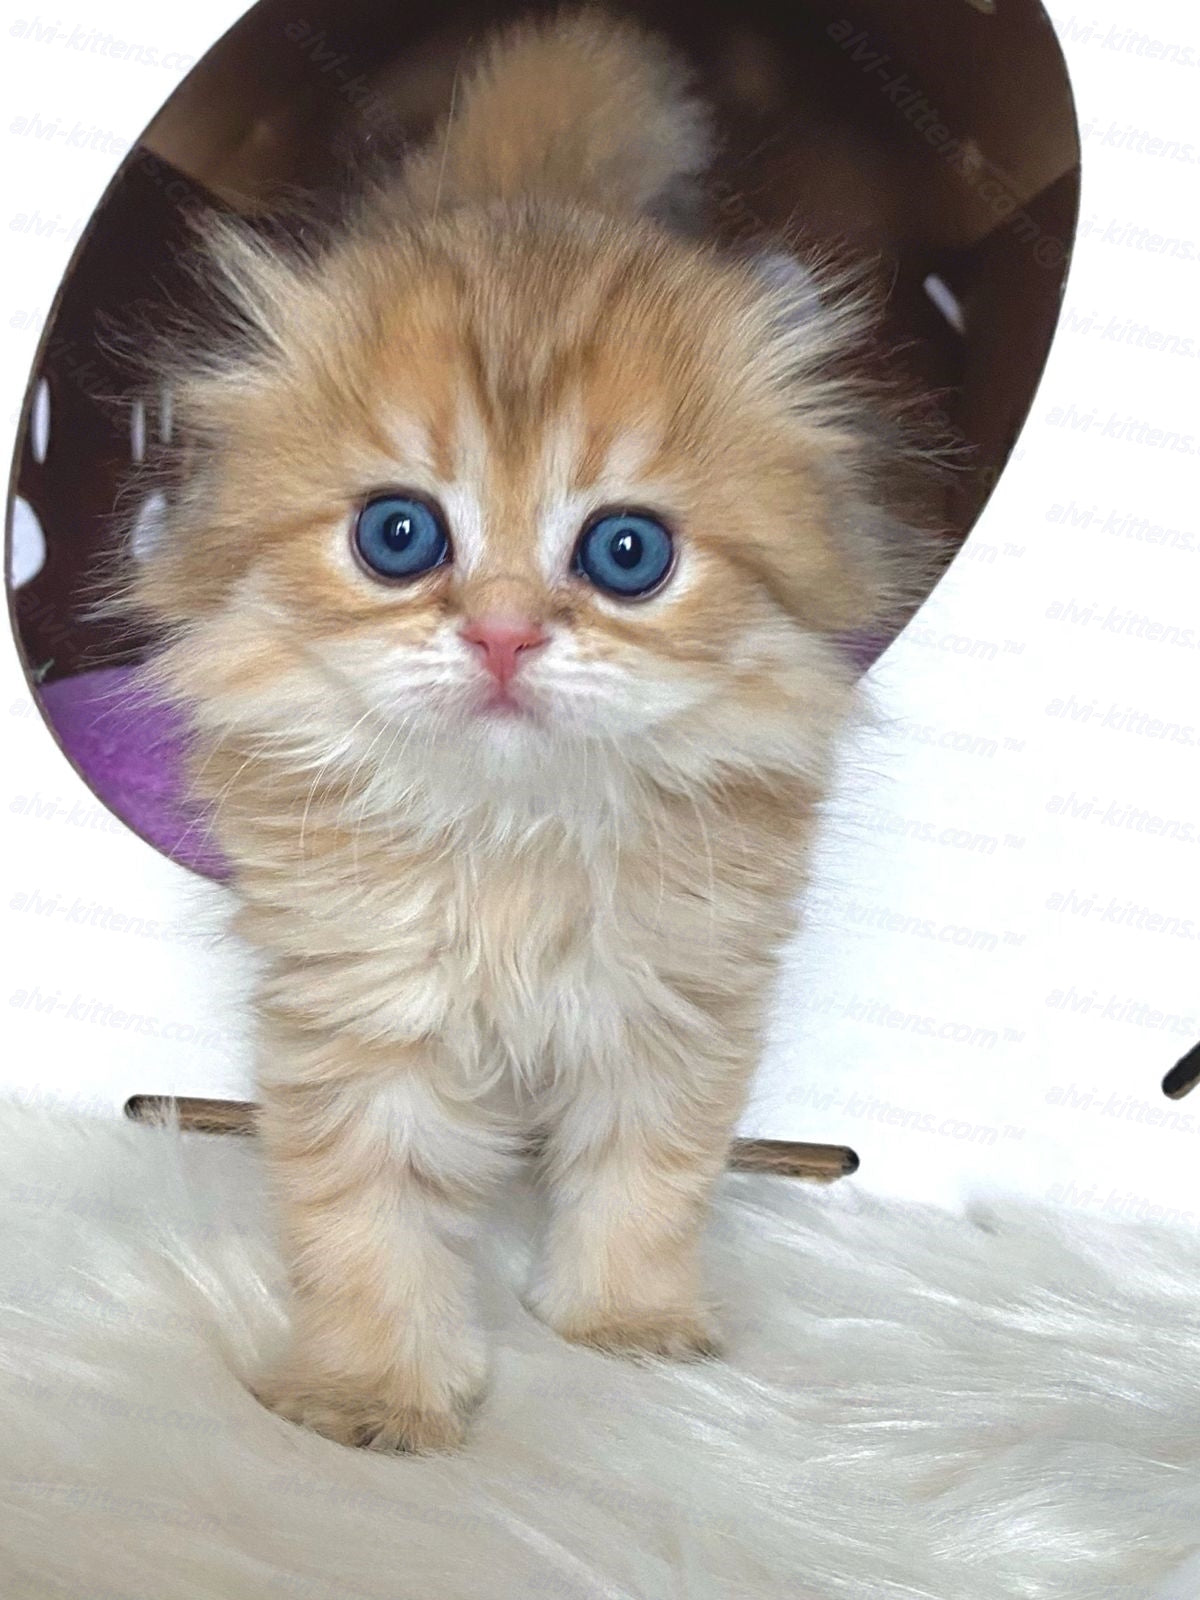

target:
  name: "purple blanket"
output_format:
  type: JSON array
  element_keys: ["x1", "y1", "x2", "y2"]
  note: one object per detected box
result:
[{"x1": 38, "y1": 665, "x2": 228, "y2": 880}]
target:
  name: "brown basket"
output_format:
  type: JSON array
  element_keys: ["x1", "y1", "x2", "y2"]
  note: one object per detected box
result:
[{"x1": 11, "y1": 0, "x2": 1078, "y2": 728}]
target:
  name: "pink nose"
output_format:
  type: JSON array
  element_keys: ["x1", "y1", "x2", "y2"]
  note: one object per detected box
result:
[{"x1": 460, "y1": 617, "x2": 548, "y2": 686}]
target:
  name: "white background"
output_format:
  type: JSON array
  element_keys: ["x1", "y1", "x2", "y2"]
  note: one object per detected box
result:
[{"x1": 2, "y1": 1, "x2": 1199, "y2": 1223}]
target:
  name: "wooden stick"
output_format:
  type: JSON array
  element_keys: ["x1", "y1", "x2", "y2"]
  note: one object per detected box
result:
[
  {"x1": 125, "y1": 1094, "x2": 259, "y2": 1137},
  {"x1": 124, "y1": 1095, "x2": 859, "y2": 1181},
  {"x1": 728, "y1": 1137, "x2": 858, "y2": 1180}
]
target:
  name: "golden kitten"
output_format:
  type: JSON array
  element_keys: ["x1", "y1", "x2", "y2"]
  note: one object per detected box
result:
[{"x1": 130, "y1": 10, "x2": 930, "y2": 1451}]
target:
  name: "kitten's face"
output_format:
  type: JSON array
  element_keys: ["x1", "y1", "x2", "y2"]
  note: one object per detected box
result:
[{"x1": 144, "y1": 211, "x2": 882, "y2": 821}]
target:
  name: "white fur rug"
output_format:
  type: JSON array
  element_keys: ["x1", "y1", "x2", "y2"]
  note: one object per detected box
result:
[{"x1": 1, "y1": 1100, "x2": 1198, "y2": 1599}]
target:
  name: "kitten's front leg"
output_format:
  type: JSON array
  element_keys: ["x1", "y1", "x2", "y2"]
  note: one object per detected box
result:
[
  {"x1": 254, "y1": 1035, "x2": 509, "y2": 1453},
  {"x1": 530, "y1": 1026, "x2": 753, "y2": 1360}
]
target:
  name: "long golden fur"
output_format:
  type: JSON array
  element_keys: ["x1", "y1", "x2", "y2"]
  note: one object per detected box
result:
[{"x1": 128, "y1": 10, "x2": 934, "y2": 1451}]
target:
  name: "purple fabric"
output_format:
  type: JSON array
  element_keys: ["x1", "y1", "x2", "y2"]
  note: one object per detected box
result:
[
  {"x1": 834, "y1": 630, "x2": 890, "y2": 675},
  {"x1": 38, "y1": 665, "x2": 229, "y2": 881},
  {"x1": 34, "y1": 630, "x2": 891, "y2": 882}
]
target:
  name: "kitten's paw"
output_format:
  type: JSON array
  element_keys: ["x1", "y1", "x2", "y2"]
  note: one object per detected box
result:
[
  {"x1": 547, "y1": 1306, "x2": 723, "y2": 1363},
  {"x1": 253, "y1": 1357, "x2": 483, "y2": 1453}
]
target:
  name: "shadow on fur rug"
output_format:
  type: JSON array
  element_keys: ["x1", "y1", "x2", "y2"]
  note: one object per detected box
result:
[{"x1": 1, "y1": 1099, "x2": 1198, "y2": 1600}]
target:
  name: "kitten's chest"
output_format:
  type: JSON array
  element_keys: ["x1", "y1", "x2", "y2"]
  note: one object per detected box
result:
[
  {"x1": 436, "y1": 843, "x2": 631, "y2": 1040},
  {"x1": 407, "y1": 829, "x2": 773, "y2": 1059},
  {"x1": 248, "y1": 797, "x2": 793, "y2": 1068},
  {"x1": 260, "y1": 829, "x2": 637, "y2": 1063}
]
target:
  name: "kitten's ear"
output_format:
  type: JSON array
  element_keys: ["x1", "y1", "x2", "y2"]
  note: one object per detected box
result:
[
  {"x1": 150, "y1": 212, "x2": 320, "y2": 437},
  {"x1": 746, "y1": 249, "x2": 878, "y2": 386},
  {"x1": 746, "y1": 251, "x2": 825, "y2": 335},
  {"x1": 196, "y1": 214, "x2": 309, "y2": 361},
  {"x1": 741, "y1": 251, "x2": 945, "y2": 637},
  {"x1": 402, "y1": 10, "x2": 713, "y2": 224}
]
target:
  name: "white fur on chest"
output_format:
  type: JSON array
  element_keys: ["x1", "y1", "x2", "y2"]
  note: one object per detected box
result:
[
  {"x1": 304, "y1": 828, "x2": 664, "y2": 1082},
  {"x1": 254, "y1": 758, "x2": 790, "y2": 1092}
]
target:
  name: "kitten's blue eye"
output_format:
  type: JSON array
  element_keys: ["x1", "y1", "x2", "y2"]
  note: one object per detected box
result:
[
  {"x1": 574, "y1": 511, "x2": 674, "y2": 598},
  {"x1": 354, "y1": 493, "x2": 450, "y2": 580}
]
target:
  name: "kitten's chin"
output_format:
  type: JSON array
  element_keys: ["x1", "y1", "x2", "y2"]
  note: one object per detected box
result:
[
  {"x1": 474, "y1": 686, "x2": 535, "y2": 720},
  {"x1": 461, "y1": 699, "x2": 550, "y2": 755}
]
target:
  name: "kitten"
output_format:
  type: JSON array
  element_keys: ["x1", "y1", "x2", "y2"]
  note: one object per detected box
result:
[{"x1": 130, "y1": 10, "x2": 931, "y2": 1452}]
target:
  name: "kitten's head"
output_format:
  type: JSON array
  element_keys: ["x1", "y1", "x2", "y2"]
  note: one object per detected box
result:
[{"x1": 132, "y1": 203, "x2": 921, "y2": 834}]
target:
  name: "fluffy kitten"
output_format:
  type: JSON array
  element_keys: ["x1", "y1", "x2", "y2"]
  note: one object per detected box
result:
[{"x1": 131, "y1": 10, "x2": 929, "y2": 1452}]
